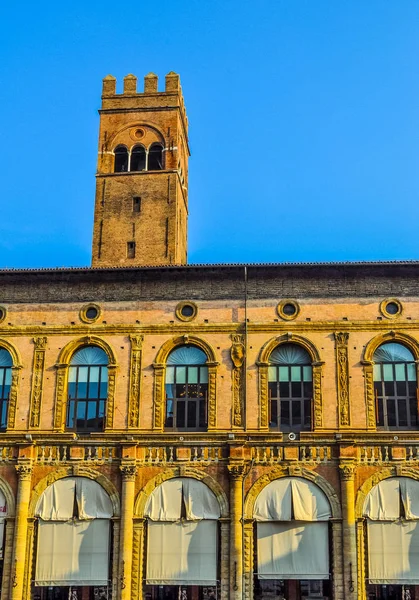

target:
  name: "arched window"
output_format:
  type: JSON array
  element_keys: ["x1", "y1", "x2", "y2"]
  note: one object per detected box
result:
[
  {"x1": 148, "y1": 143, "x2": 164, "y2": 170},
  {"x1": 254, "y1": 477, "x2": 332, "y2": 599},
  {"x1": 373, "y1": 342, "x2": 417, "y2": 429},
  {"x1": 0, "y1": 350, "x2": 12, "y2": 431},
  {"x1": 165, "y1": 346, "x2": 208, "y2": 430},
  {"x1": 130, "y1": 145, "x2": 146, "y2": 172},
  {"x1": 268, "y1": 344, "x2": 312, "y2": 432},
  {"x1": 34, "y1": 477, "x2": 113, "y2": 596},
  {"x1": 144, "y1": 478, "x2": 220, "y2": 597},
  {"x1": 66, "y1": 346, "x2": 108, "y2": 432},
  {"x1": 114, "y1": 145, "x2": 129, "y2": 172},
  {"x1": 363, "y1": 477, "x2": 419, "y2": 597}
]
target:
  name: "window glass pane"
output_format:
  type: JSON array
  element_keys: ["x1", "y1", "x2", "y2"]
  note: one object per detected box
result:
[
  {"x1": 68, "y1": 382, "x2": 77, "y2": 400},
  {"x1": 176, "y1": 366, "x2": 186, "y2": 384},
  {"x1": 99, "y1": 381, "x2": 108, "y2": 399},
  {"x1": 395, "y1": 364, "x2": 406, "y2": 381},
  {"x1": 291, "y1": 382, "x2": 302, "y2": 398},
  {"x1": 383, "y1": 364, "x2": 394, "y2": 381},
  {"x1": 166, "y1": 400, "x2": 173, "y2": 427},
  {"x1": 268, "y1": 366, "x2": 277, "y2": 382},
  {"x1": 87, "y1": 402, "x2": 97, "y2": 420},
  {"x1": 88, "y1": 368, "x2": 99, "y2": 398},
  {"x1": 187, "y1": 401, "x2": 196, "y2": 428},
  {"x1": 2, "y1": 385, "x2": 10, "y2": 401},
  {"x1": 291, "y1": 366, "x2": 302, "y2": 382},
  {"x1": 373, "y1": 364, "x2": 381, "y2": 381},
  {"x1": 377, "y1": 398, "x2": 384, "y2": 426},
  {"x1": 408, "y1": 382, "x2": 417, "y2": 398},
  {"x1": 166, "y1": 366, "x2": 175, "y2": 384},
  {"x1": 396, "y1": 381, "x2": 407, "y2": 397},
  {"x1": 268, "y1": 382, "x2": 277, "y2": 399},
  {"x1": 270, "y1": 400, "x2": 278, "y2": 427},
  {"x1": 410, "y1": 400, "x2": 418, "y2": 427},
  {"x1": 280, "y1": 400, "x2": 290, "y2": 426},
  {"x1": 0, "y1": 403, "x2": 7, "y2": 429},
  {"x1": 68, "y1": 367, "x2": 77, "y2": 382},
  {"x1": 176, "y1": 384, "x2": 186, "y2": 398},
  {"x1": 387, "y1": 398, "x2": 396, "y2": 426},
  {"x1": 200, "y1": 367, "x2": 208, "y2": 384},
  {"x1": 398, "y1": 398, "x2": 407, "y2": 426},
  {"x1": 165, "y1": 384, "x2": 175, "y2": 399},
  {"x1": 188, "y1": 384, "x2": 199, "y2": 398},
  {"x1": 99, "y1": 401, "x2": 105, "y2": 417},
  {"x1": 101, "y1": 367, "x2": 108, "y2": 383},
  {"x1": 4, "y1": 369, "x2": 11, "y2": 387},
  {"x1": 188, "y1": 367, "x2": 198, "y2": 384},
  {"x1": 408, "y1": 363, "x2": 417, "y2": 381},
  {"x1": 78, "y1": 366, "x2": 89, "y2": 383},
  {"x1": 303, "y1": 366, "x2": 312, "y2": 382},
  {"x1": 77, "y1": 381, "x2": 87, "y2": 399},
  {"x1": 199, "y1": 399, "x2": 206, "y2": 428},
  {"x1": 292, "y1": 401, "x2": 302, "y2": 426},
  {"x1": 77, "y1": 402, "x2": 86, "y2": 420},
  {"x1": 89, "y1": 366, "x2": 100, "y2": 383},
  {"x1": 67, "y1": 401, "x2": 75, "y2": 428},
  {"x1": 279, "y1": 382, "x2": 289, "y2": 398},
  {"x1": 304, "y1": 399, "x2": 311, "y2": 427},
  {"x1": 303, "y1": 382, "x2": 313, "y2": 398},
  {"x1": 384, "y1": 381, "x2": 395, "y2": 397},
  {"x1": 279, "y1": 366, "x2": 289, "y2": 382},
  {"x1": 176, "y1": 400, "x2": 185, "y2": 428}
]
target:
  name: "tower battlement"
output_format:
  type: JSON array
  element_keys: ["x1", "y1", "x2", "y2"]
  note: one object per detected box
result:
[{"x1": 101, "y1": 72, "x2": 188, "y2": 130}]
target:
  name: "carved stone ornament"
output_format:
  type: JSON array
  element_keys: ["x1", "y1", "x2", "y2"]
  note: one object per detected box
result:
[
  {"x1": 339, "y1": 463, "x2": 355, "y2": 481},
  {"x1": 334, "y1": 332, "x2": 350, "y2": 427},
  {"x1": 16, "y1": 463, "x2": 33, "y2": 480},
  {"x1": 30, "y1": 337, "x2": 48, "y2": 428},
  {"x1": 128, "y1": 334, "x2": 144, "y2": 428},
  {"x1": 363, "y1": 364, "x2": 376, "y2": 429},
  {"x1": 312, "y1": 367, "x2": 323, "y2": 429},
  {"x1": 231, "y1": 334, "x2": 245, "y2": 428},
  {"x1": 227, "y1": 463, "x2": 246, "y2": 480},
  {"x1": 120, "y1": 464, "x2": 137, "y2": 481}
]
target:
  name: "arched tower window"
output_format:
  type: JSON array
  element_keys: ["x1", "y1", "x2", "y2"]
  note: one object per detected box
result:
[
  {"x1": 0, "y1": 350, "x2": 12, "y2": 431},
  {"x1": 373, "y1": 342, "x2": 417, "y2": 429},
  {"x1": 148, "y1": 143, "x2": 164, "y2": 170},
  {"x1": 130, "y1": 145, "x2": 146, "y2": 172},
  {"x1": 165, "y1": 346, "x2": 208, "y2": 430},
  {"x1": 114, "y1": 145, "x2": 129, "y2": 172},
  {"x1": 268, "y1": 344, "x2": 312, "y2": 432},
  {"x1": 66, "y1": 346, "x2": 108, "y2": 432}
]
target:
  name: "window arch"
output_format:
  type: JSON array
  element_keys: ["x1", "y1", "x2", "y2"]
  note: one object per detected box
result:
[
  {"x1": 268, "y1": 343, "x2": 313, "y2": 432},
  {"x1": 165, "y1": 346, "x2": 208, "y2": 430},
  {"x1": 130, "y1": 144, "x2": 146, "y2": 172},
  {"x1": 373, "y1": 342, "x2": 417, "y2": 429},
  {"x1": 66, "y1": 346, "x2": 108, "y2": 432},
  {"x1": 114, "y1": 145, "x2": 129, "y2": 172},
  {"x1": 0, "y1": 350, "x2": 12, "y2": 431},
  {"x1": 148, "y1": 143, "x2": 164, "y2": 170}
]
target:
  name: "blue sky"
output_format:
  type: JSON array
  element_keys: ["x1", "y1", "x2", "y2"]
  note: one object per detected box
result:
[{"x1": 1, "y1": 1, "x2": 419, "y2": 267}]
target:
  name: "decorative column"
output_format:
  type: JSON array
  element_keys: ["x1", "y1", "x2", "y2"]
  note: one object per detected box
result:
[
  {"x1": 11, "y1": 463, "x2": 32, "y2": 600},
  {"x1": 334, "y1": 332, "x2": 350, "y2": 427},
  {"x1": 128, "y1": 335, "x2": 144, "y2": 428},
  {"x1": 339, "y1": 463, "x2": 357, "y2": 600},
  {"x1": 119, "y1": 465, "x2": 137, "y2": 600},
  {"x1": 227, "y1": 464, "x2": 245, "y2": 600},
  {"x1": 29, "y1": 336, "x2": 47, "y2": 428},
  {"x1": 230, "y1": 334, "x2": 245, "y2": 429}
]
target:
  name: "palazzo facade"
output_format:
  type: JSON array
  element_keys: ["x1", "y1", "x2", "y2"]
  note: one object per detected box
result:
[{"x1": 0, "y1": 73, "x2": 418, "y2": 600}]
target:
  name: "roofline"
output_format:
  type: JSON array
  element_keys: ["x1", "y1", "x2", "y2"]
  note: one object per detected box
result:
[{"x1": 0, "y1": 259, "x2": 419, "y2": 275}]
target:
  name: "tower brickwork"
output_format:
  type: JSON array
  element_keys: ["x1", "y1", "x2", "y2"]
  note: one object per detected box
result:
[{"x1": 91, "y1": 72, "x2": 189, "y2": 267}]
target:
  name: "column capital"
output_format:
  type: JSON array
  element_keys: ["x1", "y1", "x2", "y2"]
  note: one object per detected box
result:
[
  {"x1": 227, "y1": 463, "x2": 246, "y2": 480},
  {"x1": 339, "y1": 462, "x2": 356, "y2": 481},
  {"x1": 120, "y1": 464, "x2": 137, "y2": 481},
  {"x1": 15, "y1": 463, "x2": 33, "y2": 481}
]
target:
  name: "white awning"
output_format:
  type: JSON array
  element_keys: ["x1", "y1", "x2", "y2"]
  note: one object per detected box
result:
[
  {"x1": 257, "y1": 522, "x2": 329, "y2": 580},
  {"x1": 363, "y1": 477, "x2": 419, "y2": 521},
  {"x1": 254, "y1": 477, "x2": 331, "y2": 521},
  {"x1": 35, "y1": 520, "x2": 110, "y2": 586},
  {"x1": 146, "y1": 521, "x2": 217, "y2": 585},
  {"x1": 145, "y1": 478, "x2": 220, "y2": 521},
  {"x1": 368, "y1": 521, "x2": 419, "y2": 584},
  {"x1": 35, "y1": 477, "x2": 113, "y2": 521}
]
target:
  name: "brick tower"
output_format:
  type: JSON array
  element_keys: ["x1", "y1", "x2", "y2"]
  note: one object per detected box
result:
[{"x1": 91, "y1": 72, "x2": 189, "y2": 267}]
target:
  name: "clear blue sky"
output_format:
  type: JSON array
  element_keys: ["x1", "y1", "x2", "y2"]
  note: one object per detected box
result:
[{"x1": 1, "y1": 1, "x2": 419, "y2": 267}]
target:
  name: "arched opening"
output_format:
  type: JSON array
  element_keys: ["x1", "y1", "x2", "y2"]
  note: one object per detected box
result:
[
  {"x1": 66, "y1": 346, "x2": 108, "y2": 433},
  {"x1": 148, "y1": 143, "x2": 164, "y2": 170},
  {"x1": 165, "y1": 346, "x2": 208, "y2": 431},
  {"x1": 130, "y1": 145, "x2": 146, "y2": 172},
  {"x1": 268, "y1": 344, "x2": 313, "y2": 432},
  {"x1": 373, "y1": 342, "x2": 417, "y2": 429},
  {"x1": 0, "y1": 349, "x2": 12, "y2": 431},
  {"x1": 143, "y1": 477, "x2": 220, "y2": 600},
  {"x1": 363, "y1": 477, "x2": 419, "y2": 599},
  {"x1": 253, "y1": 477, "x2": 332, "y2": 600},
  {"x1": 32, "y1": 477, "x2": 114, "y2": 600},
  {"x1": 113, "y1": 145, "x2": 129, "y2": 172}
]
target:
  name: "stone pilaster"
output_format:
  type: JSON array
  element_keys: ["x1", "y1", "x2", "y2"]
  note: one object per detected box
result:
[
  {"x1": 10, "y1": 463, "x2": 32, "y2": 600},
  {"x1": 132, "y1": 518, "x2": 145, "y2": 600},
  {"x1": 339, "y1": 462, "x2": 357, "y2": 600},
  {"x1": 1, "y1": 518, "x2": 15, "y2": 600},
  {"x1": 119, "y1": 464, "x2": 137, "y2": 600},
  {"x1": 227, "y1": 464, "x2": 245, "y2": 600}
]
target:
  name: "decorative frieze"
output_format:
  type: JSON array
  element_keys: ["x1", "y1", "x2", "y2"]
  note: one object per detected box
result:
[
  {"x1": 128, "y1": 335, "x2": 144, "y2": 428},
  {"x1": 29, "y1": 337, "x2": 47, "y2": 428},
  {"x1": 334, "y1": 332, "x2": 350, "y2": 427}
]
